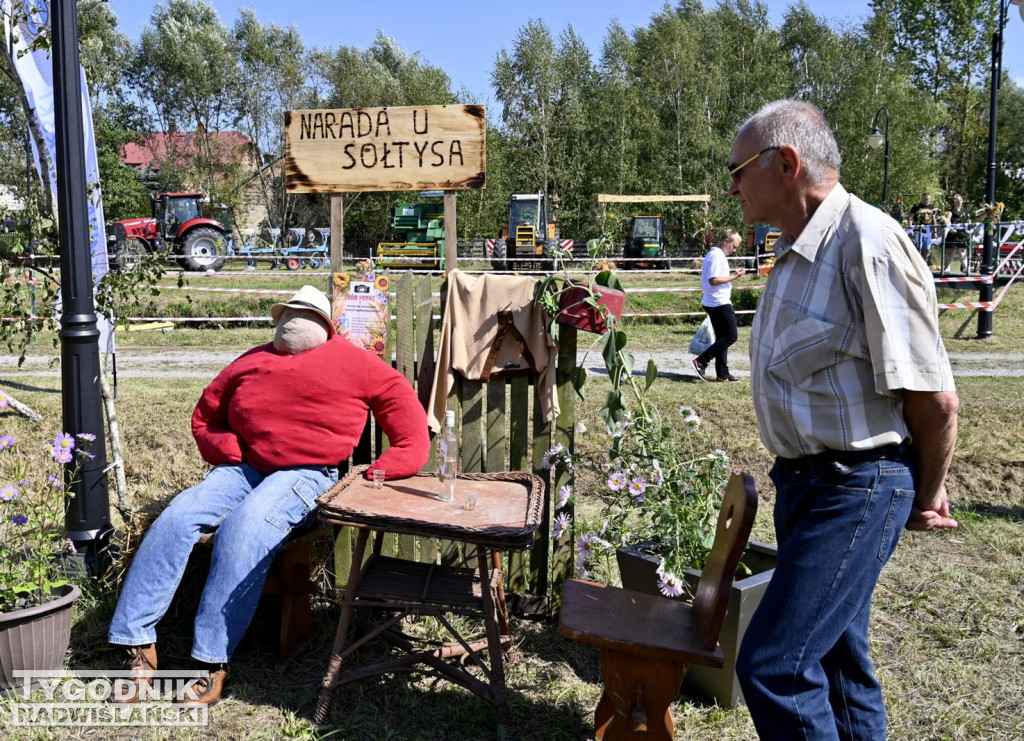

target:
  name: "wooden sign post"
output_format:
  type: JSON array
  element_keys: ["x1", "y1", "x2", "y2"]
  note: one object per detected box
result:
[
  {"x1": 286, "y1": 104, "x2": 486, "y2": 274},
  {"x1": 285, "y1": 105, "x2": 486, "y2": 194}
]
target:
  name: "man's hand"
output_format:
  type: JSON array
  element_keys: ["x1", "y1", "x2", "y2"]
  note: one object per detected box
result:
[
  {"x1": 906, "y1": 484, "x2": 958, "y2": 531},
  {"x1": 903, "y1": 390, "x2": 959, "y2": 532}
]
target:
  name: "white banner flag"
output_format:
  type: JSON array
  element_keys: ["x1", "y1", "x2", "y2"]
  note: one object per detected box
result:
[{"x1": 3, "y1": 0, "x2": 114, "y2": 352}]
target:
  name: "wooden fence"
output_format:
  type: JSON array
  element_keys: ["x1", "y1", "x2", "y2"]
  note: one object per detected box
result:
[{"x1": 333, "y1": 270, "x2": 577, "y2": 616}]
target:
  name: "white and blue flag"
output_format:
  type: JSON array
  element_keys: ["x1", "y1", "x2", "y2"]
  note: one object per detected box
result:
[{"x1": 3, "y1": 0, "x2": 114, "y2": 352}]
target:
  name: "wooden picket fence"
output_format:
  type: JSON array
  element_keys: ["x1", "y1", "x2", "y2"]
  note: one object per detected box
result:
[{"x1": 333, "y1": 270, "x2": 577, "y2": 616}]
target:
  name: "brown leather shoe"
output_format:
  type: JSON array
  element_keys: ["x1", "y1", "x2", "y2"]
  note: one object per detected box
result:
[
  {"x1": 176, "y1": 665, "x2": 228, "y2": 706},
  {"x1": 109, "y1": 643, "x2": 157, "y2": 704}
]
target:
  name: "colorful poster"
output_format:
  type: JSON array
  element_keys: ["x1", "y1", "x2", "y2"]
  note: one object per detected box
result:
[{"x1": 331, "y1": 269, "x2": 389, "y2": 356}]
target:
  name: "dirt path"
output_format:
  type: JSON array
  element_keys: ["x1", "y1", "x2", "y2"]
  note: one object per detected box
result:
[{"x1": 2, "y1": 348, "x2": 1021, "y2": 380}]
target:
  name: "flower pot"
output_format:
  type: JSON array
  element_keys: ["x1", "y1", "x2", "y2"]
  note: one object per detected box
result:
[
  {"x1": 555, "y1": 283, "x2": 625, "y2": 335},
  {"x1": 0, "y1": 584, "x2": 81, "y2": 692},
  {"x1": 616, "y1": 541, "x2": 777, "y2": 708}
]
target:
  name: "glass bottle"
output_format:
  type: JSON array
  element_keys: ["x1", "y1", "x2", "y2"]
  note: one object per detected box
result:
[{"x1": 437, "y1": 410, "x2": 457, "y2": 502}]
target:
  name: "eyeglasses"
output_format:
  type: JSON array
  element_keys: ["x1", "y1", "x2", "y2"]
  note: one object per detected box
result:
[{"x1": 728, "y1": 146, "x2": 780, "y2": 182}]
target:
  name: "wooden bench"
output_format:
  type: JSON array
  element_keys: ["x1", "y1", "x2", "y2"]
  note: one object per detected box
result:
[{"x1": 559, "y1": 473, "x2": 758, "y2": 740}]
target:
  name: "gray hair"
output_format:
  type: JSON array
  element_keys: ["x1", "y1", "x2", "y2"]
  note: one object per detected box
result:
[
  {"x1": 741, "y1": 99, "x2": 841, "y2": 186},
  {"x1": 719, "y1": 228, "x2": 740, "y2": 247}
]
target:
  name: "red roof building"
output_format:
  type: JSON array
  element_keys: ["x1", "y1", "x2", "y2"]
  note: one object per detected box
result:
[{"x1": 121, "y1": 129, "x2": 255, "y2": 175}]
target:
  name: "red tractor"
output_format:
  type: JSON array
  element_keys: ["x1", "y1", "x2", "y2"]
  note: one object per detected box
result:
[{"x1": 107, "y1": 192, "x2": 229, "y2": 271}]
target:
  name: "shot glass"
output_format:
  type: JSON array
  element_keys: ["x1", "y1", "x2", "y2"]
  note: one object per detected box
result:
[
  {"x1": 372, "y1": 469, "x2": 385, "y2": 489},
  {"x1": 462, "y1": 490, "x2": 477, "y2": 511}
]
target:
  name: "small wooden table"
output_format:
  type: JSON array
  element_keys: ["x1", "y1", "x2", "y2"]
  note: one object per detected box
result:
[{"x1": 312, "y1": 466, "x2": 543, "y2": 725}]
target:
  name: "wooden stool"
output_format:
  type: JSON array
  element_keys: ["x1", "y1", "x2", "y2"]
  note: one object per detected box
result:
[
  {"x1": 560, "y1": 473, "x2": 757, "y2": 740},
  {"x1": 198, "y1": 520, "x2": 331, "y2": 669}
]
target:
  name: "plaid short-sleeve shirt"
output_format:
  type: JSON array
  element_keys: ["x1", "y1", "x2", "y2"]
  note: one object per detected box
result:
[{"x1": 750, "y1": 183, "x2": 956, "y2": 459}]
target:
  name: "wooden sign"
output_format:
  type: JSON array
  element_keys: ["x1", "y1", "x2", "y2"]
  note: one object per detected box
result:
[{"x1": 286, "y1": 104, "x2": 486, "y2": 193}]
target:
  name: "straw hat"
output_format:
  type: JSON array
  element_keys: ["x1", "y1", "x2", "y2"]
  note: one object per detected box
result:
[{"x1": 270, "y1": 285, "x2": 335, "y2": 337}]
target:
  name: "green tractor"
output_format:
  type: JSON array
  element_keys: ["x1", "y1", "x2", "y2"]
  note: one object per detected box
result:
[
  {"x1": 374, "y1": 196, "x2": 445, "y2": 270},
  {"x1": 622, "y1": 214, "x2": 668, "y2": 270}
]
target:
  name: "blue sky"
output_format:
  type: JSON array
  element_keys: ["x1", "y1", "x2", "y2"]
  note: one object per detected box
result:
[{"x1": 107, "y1": 0, "x2": 1024, "y2": 104}]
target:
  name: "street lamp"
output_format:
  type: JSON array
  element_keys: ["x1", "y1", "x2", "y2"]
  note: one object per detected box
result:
[
  {"x1": 978, "y1": 0, "x2": 1023, "y2": 338},
  {"x1": 868, "y1": 107, "x2": 890, "y2": 207}
]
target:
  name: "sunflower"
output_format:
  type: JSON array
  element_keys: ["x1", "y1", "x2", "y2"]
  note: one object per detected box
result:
[
  {"x1": 371, "y1": 338, "x2": 387, "y2": 356},
  {"x1": 333, "y1": 273, "x2": 350, "y2": 291},
  {"x1": 374, "y1": 275, "x2": 389, "y2": 292}
]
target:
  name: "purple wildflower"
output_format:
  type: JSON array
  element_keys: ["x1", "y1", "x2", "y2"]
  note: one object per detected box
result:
[
  {"x1": 557, "y1": 484, "x2": 572, "y2": 509},
  {"x1": 0, "y1": 485, "x2": 18, "y2": 501},
  {"x1": 52, "y1": 432, "x2": 75, "y2": 452},
  {"x1": 0, "y1": 435, "x2": 14, "y2": 451},
  {"x1": 541, "y1": 443, "x2": 564, "y2": 470},
  {"x1": 47, "y1": 474, "x2": 64, "y2": 488},
  {"x1": 629, "y1": 477, "x2": 647, "y2": 498},
  {"x1": 76, "y1": 432, "x2": 97, "y2": 441},
  {"x1": 606, "y1": 471, "x2": 627, "y2": 491},
  {"x1": 54, "y1": 448, "x2": 74, "y2": 465},
  {"x1": 658, "y1": 571, "x2": 685, "y2": 598},
  {"x1": 12, "y1": 514, "x2": 27, "y2": 526},
  {"x1": 577, "y1": 533, "x2": 597, "y2": 559},
  {"x1": 552, "y1": 512, "x2": 572, "y2": 541},
  {"x1": 66, "y1": 539, "x2": 78, "y2": 555},
  {"x1": 0, "y1": 392, "x2": 8, "y2": 409},
  {"x1": 652, "y1": 460, "x2": 665, "y2": 486}
]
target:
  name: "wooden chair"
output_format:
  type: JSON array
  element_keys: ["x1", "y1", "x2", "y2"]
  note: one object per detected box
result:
[{"x1": 559, "y1": 473, "x2": 758, "y2": 740}]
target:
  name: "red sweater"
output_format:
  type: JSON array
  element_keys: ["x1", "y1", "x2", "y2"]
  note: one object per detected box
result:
[{"x1": 191, "y1": 337, "x2": 429, "y2": 477}]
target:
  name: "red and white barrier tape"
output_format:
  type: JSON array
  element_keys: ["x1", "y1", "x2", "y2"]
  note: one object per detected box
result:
[
  {"x1": 933, "y1": 275, "x2": 992, "y2": 284},
  {"x1": 937, "y1": 302, "x2": 993, "y2": 311}
]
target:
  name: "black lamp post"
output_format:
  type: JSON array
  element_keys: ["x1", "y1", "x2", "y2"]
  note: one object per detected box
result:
[
  {"x1": 868, "y1": 107, "x2": 891, "y2": 208},
  {"x1": 52, "y1": 1, "x2": 113, "y2": 561},
  {"x1": 979, "y1": 0, "x2": 1023, "y2": 338}
]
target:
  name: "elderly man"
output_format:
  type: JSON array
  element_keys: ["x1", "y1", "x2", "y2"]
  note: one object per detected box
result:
[
  {"x1": 728, "y1": 100, "x2": 959, "y2": 739},
  {"x1": 108, "y1": 285, "x2": 429, "y2": 705}
]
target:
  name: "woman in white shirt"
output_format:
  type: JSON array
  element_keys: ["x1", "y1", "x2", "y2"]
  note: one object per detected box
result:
[{"x1": 692, "y1": 229, "x2": 746, "y2": 381}]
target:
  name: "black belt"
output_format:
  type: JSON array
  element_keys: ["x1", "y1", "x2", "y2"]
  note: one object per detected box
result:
[{"x1": 777, "y1": 443, "x2": 910, "y2": 474}]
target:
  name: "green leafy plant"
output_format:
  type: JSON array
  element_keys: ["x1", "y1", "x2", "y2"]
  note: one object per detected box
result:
[
  {"x1": 0, "y1": 408, "x2": 93, "y2": 611},
  {"x1": 539, "y1": 234, "x2": 729, "y2": 598}
]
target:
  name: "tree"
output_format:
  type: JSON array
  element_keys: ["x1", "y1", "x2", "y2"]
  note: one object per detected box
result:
[
  {"x1": 230, "y1": 8, "x2": 311, "y2": 232},
  {"x1": 779, "y1": 4, "x2": 940, "y2": 212},
  {"x1": 865, "y1": 0, "x2": 996, "y2": 200},
  {"x1": 304, "y1": 32, "x2": 461, "y2": 241},
  {"x1": 132, "y1": 0, "x2": 245, "y2": 202}
]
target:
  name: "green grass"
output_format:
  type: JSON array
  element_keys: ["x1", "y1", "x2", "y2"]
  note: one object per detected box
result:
[{"x1": 1, "y1": 273, "x2": 1022, "y2": 739}]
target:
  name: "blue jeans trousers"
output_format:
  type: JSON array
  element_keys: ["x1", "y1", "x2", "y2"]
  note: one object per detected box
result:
[
  {"x1": 736, "y1": 454, "x2": 915, "y2": 740},
  {"x1": 109, "y1": 462, "x2": 338, "y2": 663}
]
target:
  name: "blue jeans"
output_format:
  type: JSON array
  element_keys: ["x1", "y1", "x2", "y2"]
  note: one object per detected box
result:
[
  {"x1": 914, "y1": 227, "x2": 933, "y2": 262},
  {"x1": 736, "y1": 453, "x2": 915, "y2": 740},
  {"x1": 109, "y1": 462, "x2": 338, "y2": 663}
]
